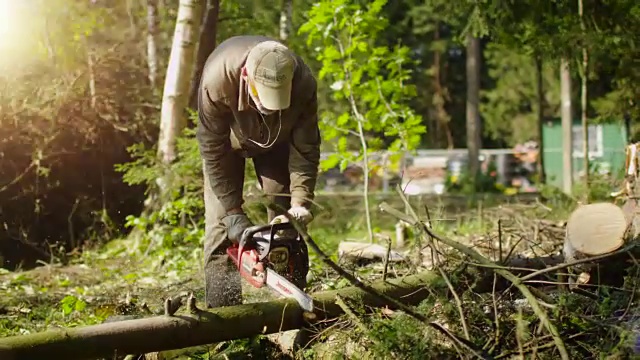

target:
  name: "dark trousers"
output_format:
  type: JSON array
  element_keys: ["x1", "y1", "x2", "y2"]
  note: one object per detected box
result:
[{"x1": 202, "y1": 143, "x2": 308, "y2": 308}]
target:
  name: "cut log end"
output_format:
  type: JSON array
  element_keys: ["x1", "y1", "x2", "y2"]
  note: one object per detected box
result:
[{"x1": 565, "y1": 202, "x2": 628, "y2": 257}]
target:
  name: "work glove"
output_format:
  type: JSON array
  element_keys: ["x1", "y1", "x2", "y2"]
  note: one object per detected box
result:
[
  {"x1": 221, "y1": 213, "x2": 254, "y2": 244},
  {"x1": 270, "y1": 206, "x2": 314, "y2": 225}
]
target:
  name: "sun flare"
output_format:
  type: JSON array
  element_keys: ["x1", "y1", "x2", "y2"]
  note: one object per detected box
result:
[
  {"x1": 0, "y1": 0, "x2": 41, "y2": 70},
  {"x1": 0, "y1": 0, "x2": 18, "y2": 40}
]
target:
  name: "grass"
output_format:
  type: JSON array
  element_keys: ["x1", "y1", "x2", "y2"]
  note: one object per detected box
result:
[
  {"x1": 3, "y1": 191, "x2": 637, "y2": 359},
  {"x1": 0, "y1": 193, "x2": 502, "y2": 337}
]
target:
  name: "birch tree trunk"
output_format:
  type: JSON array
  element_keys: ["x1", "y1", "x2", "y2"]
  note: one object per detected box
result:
[
  {"x1": 86, "y1": 42, "x2": 97, "y2": 110},
  {"x1": 146, "y1": 0, "x2": 159, "y2": 89},
  {"x1": 560, "y1": 58, "x2": 574, "y2": 195},
  {"x1": 157, "y1": 0, "x2": 205, "y2": 165},
  {"x1": 465, "y1": 34, "x2": 482, "y2": 191}
]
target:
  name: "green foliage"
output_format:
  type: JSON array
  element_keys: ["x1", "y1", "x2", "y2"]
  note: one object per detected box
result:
[
  {"x1": 116, "y1": 138, "x2": 203, "y2": 254},
  {"x1": 484, "y1": 0, "x2": 640, "y2": 128},
  {"x1": 114, "y1": 114, "x2": 261, "y2": 256},
  {"x1": 365, "y1": 312, "x2": 440, "y2": 358},
  {"x1": 299, "y1": 0, "x2": 426, "y2": 173},
  {"x1": 59, "y1": 295, "x2": 86, "y2": 316},
  {"x1": 408, "y1": 0, "x2": 492, "y2": 41},
  {"x1": 571, "y1": 160, "x2": 625, "y2": 203},
  {"x1": 480, "y1": 42, "x2": 561, "y2": 146}
]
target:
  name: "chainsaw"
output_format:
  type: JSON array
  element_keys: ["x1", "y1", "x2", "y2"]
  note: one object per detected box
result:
[{"x1": 226, "y1": 222, "x2": 314, "y2": 312}]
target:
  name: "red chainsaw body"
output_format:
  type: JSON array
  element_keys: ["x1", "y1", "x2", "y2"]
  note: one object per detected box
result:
[
  {"x1": 226, "y1": 244, "x2": 266, "y2": 288},
  {"x1": 226, "y1": 224, "x2": 301, "y2": 288}
]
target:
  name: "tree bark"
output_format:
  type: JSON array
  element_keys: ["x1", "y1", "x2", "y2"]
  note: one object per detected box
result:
[
  {"x1": 617, "y1": 143, "x2": 640, "y2": 239},
  {"x1": 279, "y1": 0, "x2": 293, "y2": 43},
  {"x1": 560, "y1": 58, "x2": 574, "y2": 194},
  {"x1": 465, "y1": 34, "x2": 482, "y2": 191},
  {"x1": 86, "y1": 42, "x2": 97, "y2": 110},
  {"x1": 433, "y1": 22, "x2": 454, "y2": 150},
  {"x1": 0, "y1": 271, "x2": 438, "y2": 360},
  {"x1": 146, "y1": 0, "x2": 159, "y2": 88},
  {"x1": 157, "y1": 0, "x2": 205, "y2": 165},
  {"x1": 187, "y1": 0, "x2": 220, "y2": 111},
  {"x1": 579, "y1": 0, "x2": 590, "y2": 200},
  {"x1": 535, "y1": 55, "x2": 545, "y2": 183}
]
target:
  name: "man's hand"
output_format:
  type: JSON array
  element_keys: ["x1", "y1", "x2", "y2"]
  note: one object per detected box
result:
[
  {"x1": 270, "y1": 206, "x2": 313, "y2": 225},
  {"x1": 221, "y1": 213, "x2": 253, "y2": 243}
]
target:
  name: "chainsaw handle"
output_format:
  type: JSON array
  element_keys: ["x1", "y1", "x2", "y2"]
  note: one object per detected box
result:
[{"x1": 239, "y1": 222, "x2": 296, "y2": 247}]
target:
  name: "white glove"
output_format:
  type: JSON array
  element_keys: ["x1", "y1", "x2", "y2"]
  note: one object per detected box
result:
[{"x1": 270, "y1": 206, "x2": 313, "y2": 225}]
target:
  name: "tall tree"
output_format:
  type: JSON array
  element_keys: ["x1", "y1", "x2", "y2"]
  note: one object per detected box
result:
[
  {"x1": 279, "y1": 0, "x2": 293, "y2": 43},
  {"x1": 157, "y1": 0, "x2": 205, "y2": 168},
  {"x1": 578, "y1": 0, "x2": 590, "y2": 200},
  {"x1": 188, "y1": 0, "x2": 220, "y2": 110},
  {"x1": 431, "y1": 22, "x2": 454, "y2": 149},
  {"x1": 535, "y1": 55, "x2": 545, "y2": 183},
  {"x1": 146, "y1": 0, "x2": 159, "y2": 89},
  {"x1": 561, "y1": 58, "x2": 574, "y2": 195},
  {"x1": 480, "y1": 43, "x2": 560, "y2": 147},
  {"x1": 466, "y1": 34, "x2": 482, "y2": 190},
  {"x1": 404, "y1": 0, "x2": 476, "y2": 149}
]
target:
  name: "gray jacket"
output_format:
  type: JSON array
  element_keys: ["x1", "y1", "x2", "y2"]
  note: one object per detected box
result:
[{"x1": 196, "y1": 35, "x2": 321, "y2": 213}]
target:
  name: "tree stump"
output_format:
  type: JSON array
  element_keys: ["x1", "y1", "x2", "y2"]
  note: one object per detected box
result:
[{"x1": 563, "y1": 202, "x2": 630, "y2": 286}]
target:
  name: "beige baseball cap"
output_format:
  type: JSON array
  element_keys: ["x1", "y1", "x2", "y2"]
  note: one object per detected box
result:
[{"x1": 245, "y1": 40, "x2": 296, "y2": 111}]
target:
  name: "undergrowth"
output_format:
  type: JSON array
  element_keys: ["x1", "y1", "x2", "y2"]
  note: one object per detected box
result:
[{"x1": 2, "y1": 118, "x2": 638, "y2": 359}]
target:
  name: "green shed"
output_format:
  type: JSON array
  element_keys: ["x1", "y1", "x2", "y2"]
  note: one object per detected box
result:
[{"x1": 541, "y1": 118, "x2": 629, "y2": 189}]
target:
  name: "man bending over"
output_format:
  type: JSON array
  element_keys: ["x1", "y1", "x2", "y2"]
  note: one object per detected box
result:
[{"x1": 195, "y1": 35, "x2": 321, "y2": 308}]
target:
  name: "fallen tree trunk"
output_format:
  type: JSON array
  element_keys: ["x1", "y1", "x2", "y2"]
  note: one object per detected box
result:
[{"x1": 0, "y1": 271, "x2": 439, "y2": 360}]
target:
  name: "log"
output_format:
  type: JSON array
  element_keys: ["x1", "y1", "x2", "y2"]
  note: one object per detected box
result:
[
  {"x1": 562, "y1": 202, "x2": 632, "y2": 286},
  {"x1": 338, "y1": 241, "x2": 405, "y2": 262},
  {"x1": 0, "y1": 271, "x2": 439, "y2": 360},
  {"x1": 564, "y1": 202, "x2": 629, "y2": 260}
]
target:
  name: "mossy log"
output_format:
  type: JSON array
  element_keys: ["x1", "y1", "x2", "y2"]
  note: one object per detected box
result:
[{"x1": 0, "y1": 271, "x2": 439, "y2": 360}]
